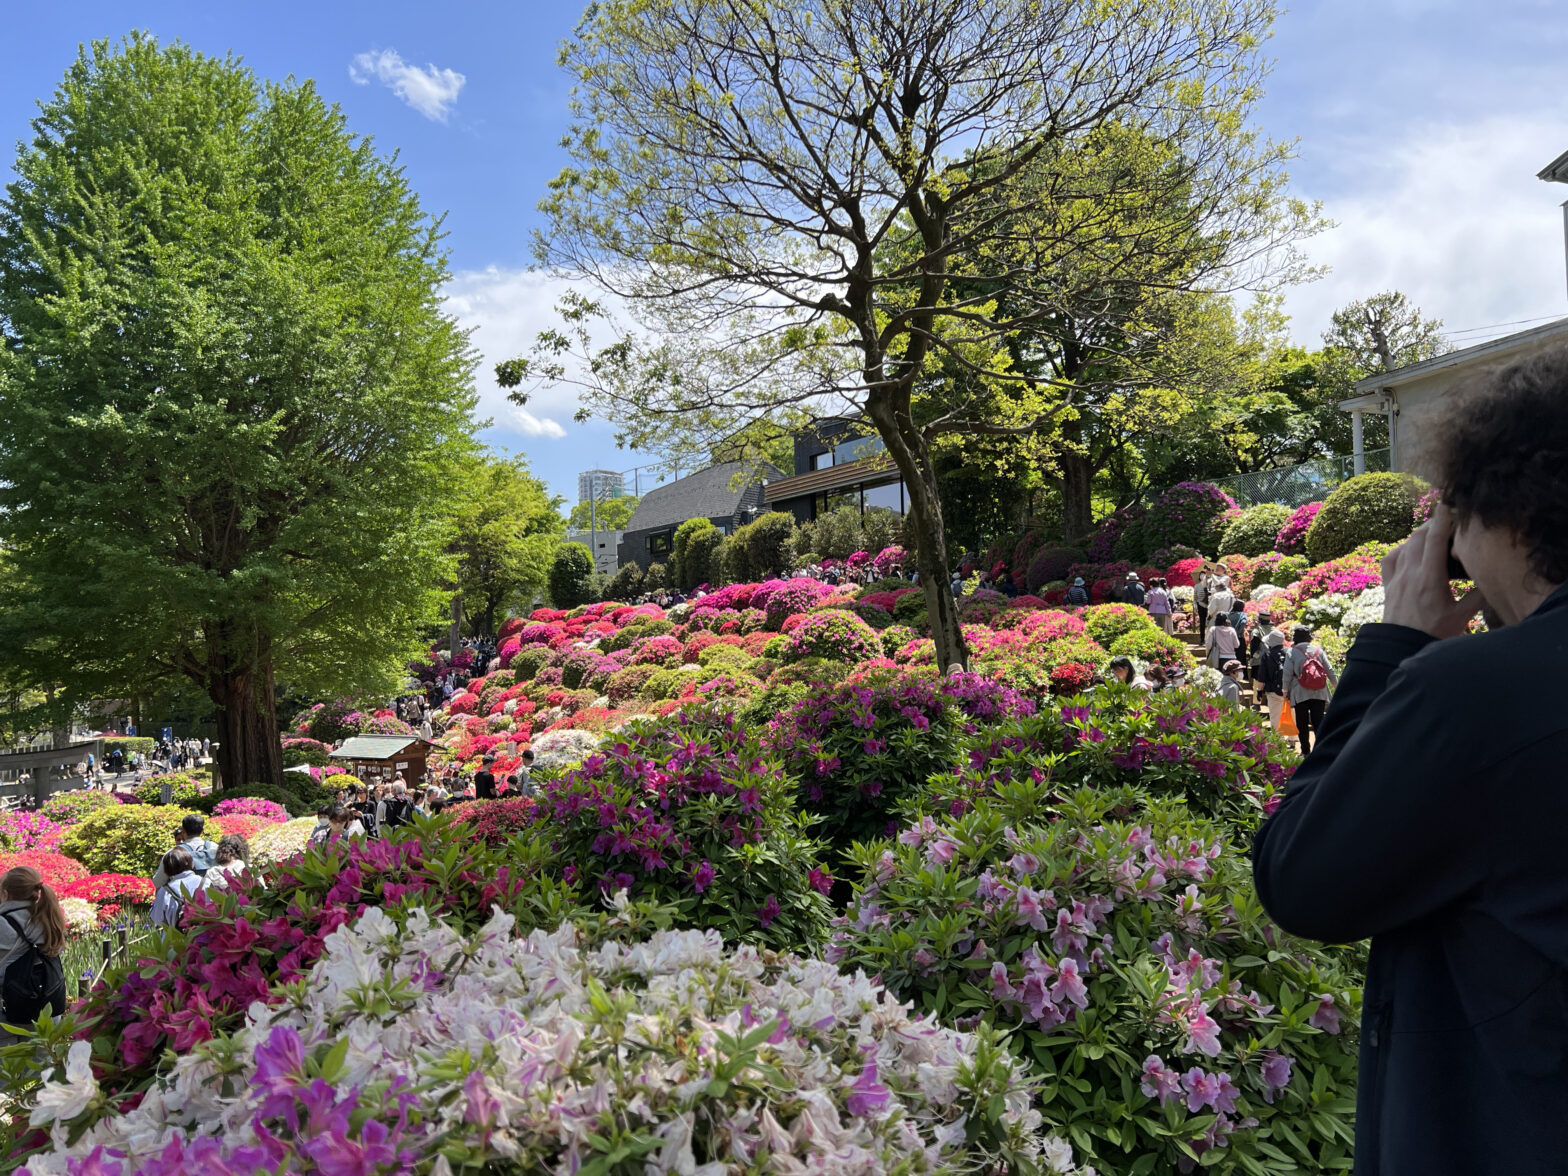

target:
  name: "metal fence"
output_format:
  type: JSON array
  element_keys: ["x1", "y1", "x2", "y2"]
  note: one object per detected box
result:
[{"x1": 1207, "y1": 449, "x2": 1390, "y2": 509}]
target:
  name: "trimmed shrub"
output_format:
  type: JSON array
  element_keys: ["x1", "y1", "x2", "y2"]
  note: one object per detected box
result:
[
  {"x1": 892, "y1": 590, "x2": 929, "y2": 628},
  {"x1": 672, "y1": 517, "x2": 719, "y2": 590},
  {"x1": 57, "y1": 805, "x2": 203, "y2": 876},
  {"x1": 1025, "y1": 546, "x2": 1084, "y2": 594},
  {"x1": 1306, "y1": 473, "x2": 1425, "y2": 564},
  {"x1": 1080, "y1": 602, "x2": 1160, "y2": 648},
  {"x1": 730, "y1": 511, "x2": 797, "y2": 580},
  {"x1": 1218, "y1": 502, "x2": 1293, "y2": 558},
  {"x1": 39, "y1": 790, "x2": 119, "y2": 825},
  {"x1": 100, "y1": 737, "x2": 155, "y2": 759},
  {"x1": 1108, "y1": 627, "x2": 1198, "y2": 671},
  {"x1": 605, "y1": 663, "x2": 661, "y2": 704},
  {"x1": 782, "y1": 610, "x2": 883, "y2": 665},
  {"x1": 133, "y1": 771, "x2": 205, "y2": 806},
  {"x1": 1140, "y1": 481, "x2": 1237, "y2": 557},
  {"x1": 600, "y1": 560, "x2": 644, "y2": 602},
  {"x1": 445, "y1": 796, "x2": 540, "y2": 847}
]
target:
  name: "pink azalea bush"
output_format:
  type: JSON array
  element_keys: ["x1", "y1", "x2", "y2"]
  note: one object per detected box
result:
[
  {"x1": 211, "y1": 797, "x2": 290, "y2": 823},
  {"x1": 829, "y1": 786, "x2": 1361, "y2": 1175}
]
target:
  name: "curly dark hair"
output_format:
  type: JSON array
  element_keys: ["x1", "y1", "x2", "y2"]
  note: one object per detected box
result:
[{"x1": 1435, "y1": 349, "x2": 1568, "y2": 585}]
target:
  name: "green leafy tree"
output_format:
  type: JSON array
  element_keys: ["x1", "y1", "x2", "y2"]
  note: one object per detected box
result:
[
  {"x1": 451, "y1": 455, "x2": 564, "y2": 637},
  {"x1": 505, "y1": 0, "x2": 1315, "y2": 668},
  {"x1": 567, "y1": 495, "x2": 640, "y2": 531},
  {"x1": 0, "y1": 36, "x2": 477, "y2": 789},
  {"x1": 548, "y1": 543, "x2": 598, "y2": 608}
]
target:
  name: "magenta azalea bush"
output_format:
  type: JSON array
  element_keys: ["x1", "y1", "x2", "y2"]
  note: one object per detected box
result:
[
  {"x1": 531, "y1": 707, "x2": 831, "y2": 948},
  {"x1": 1273, "y1": 501, "x2": 1321, "y2": 556},
  {"x1": 750, "y1": 578, "x2": 835, "y2": 630},
  {"x1": 1140, "y1": 481, "x2": 1238, "y2": 558},
  {"x1": 211, "y1": 797, "x2": 290, "y2": 823},
  {"x1": 766, "y1": 671, "x2": 1034, "y2": 849},
  {"x1": 830, "y1": 786, "x2": 1362, "y2": 1175}
]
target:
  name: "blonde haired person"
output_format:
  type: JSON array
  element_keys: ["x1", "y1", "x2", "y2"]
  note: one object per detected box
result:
[{"x1": 0, "y1": 866, "x2": 67, "y2": 1025}]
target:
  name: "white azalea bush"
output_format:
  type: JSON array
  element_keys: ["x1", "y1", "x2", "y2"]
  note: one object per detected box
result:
[
  {"x1": 1338, "y1": 586, "x2": 1385, "y2": 643},
  {"x1": 528, "y1": 727, "x2": 603, "y2": 772},
  {"x1": 248, "y1": 816, "x2": 318, "y2": 868},
  {"x1": 1298, "y1": 593, "x2": 1354, "y2": 632},
  {"x1": 21, "y1": 903, "x2": 1087, "y2": 1176}
]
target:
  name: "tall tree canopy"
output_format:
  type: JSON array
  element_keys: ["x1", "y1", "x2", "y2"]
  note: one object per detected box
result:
[
  {"x1": 453, "y1": 455, "x2": 564, "y2": 636},
  {"x1": 507, "y1": 0, "x2": 1316, "y2": 668},
  {"x1": 567, "y1": 495, "x2": 639, "y2": 532},
  {"x1": 0, "y1": 35, "x2": 478, "y2": 788}
]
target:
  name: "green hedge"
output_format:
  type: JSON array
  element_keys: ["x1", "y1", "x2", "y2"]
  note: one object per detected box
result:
[
  {"x1": 101, "y1": 737, "x2": 154, "y2": 757},
  {"x1": 1218, "y1": 502, "x2": 1293, "y2": 558},
  {"x1": 1306, "y1": 472, "x2": 1425, "y2": 564}
]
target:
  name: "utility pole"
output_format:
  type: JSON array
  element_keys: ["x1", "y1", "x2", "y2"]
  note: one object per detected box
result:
[{"x1": 589, "y1": 483, "x2": 598, "y2": 576}]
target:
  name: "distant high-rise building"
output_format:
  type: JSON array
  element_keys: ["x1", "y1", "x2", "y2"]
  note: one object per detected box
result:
[{"x1": 577, "y1": 468, "x2": 623, "y2": 504}]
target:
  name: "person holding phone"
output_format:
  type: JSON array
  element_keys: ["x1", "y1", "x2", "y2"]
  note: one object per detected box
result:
[{"x1": 1252, "y1": 351, "x2": 1568, "y2": 1175}]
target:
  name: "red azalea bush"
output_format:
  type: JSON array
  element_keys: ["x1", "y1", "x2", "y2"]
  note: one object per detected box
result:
[
  {"x1": 0, "y1": 850, "x2": 88, "y2": 889},
  {"x1": 751, "y1": 578, "x2": 834, "y2": 630},
  {"x1": 61, "y1": 873, "x2": 154, "y2": 910},
  {"x1": 1164, "y1": 556, "x2": 1205, "y2": 588},
  {"x1": 630, "y1": 634, "x2": 686, "y2": 668},
  {"x1": 1049, "y1": 662, "x2": 1097, "y2": 694},
  {"x1": 446, "y1": 692, "x2": 479, "y2": 715},
  {"x1": 446, "y1": 796, "x2": 540, "y2": 846},
  {"x1": 211, "y1": 814, "x2": 270, "y2": 841}
]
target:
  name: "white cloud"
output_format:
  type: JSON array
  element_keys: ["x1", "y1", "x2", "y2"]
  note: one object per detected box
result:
[
  {"x1": 512, "y1": 407, "x2": 567, "y2": 438},
  {"x1": 349, "y1": 49, "x2": 465, "y2": 122},
  {"x1": 1280, "y1": 115, "x2": 1568, "y2": 348}
]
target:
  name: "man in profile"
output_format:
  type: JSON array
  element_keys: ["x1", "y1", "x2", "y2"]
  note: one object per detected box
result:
[
  {"x1": 1253, "y1": 351, "x2": 1568, "y2": 1174},
  {"x1": 473, "y1": 754, "x2": 497, "y2": 800}
]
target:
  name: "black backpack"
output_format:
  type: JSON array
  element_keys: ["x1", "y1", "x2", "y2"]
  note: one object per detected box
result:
[
  {"x1": 1260, "y1": 643, "x2": 1287, "y2": 696},
  {"x1": 1, "y1": 913, "x2": 65, "y2": 1027}
]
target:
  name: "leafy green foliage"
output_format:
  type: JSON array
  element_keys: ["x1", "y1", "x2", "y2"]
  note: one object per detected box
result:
[
  {"x1": 451, "y1": 455, "x2": 564, "y2": 636},
  {"x1": 1306, "y1": 473, "x2": 1425, "y2": 564},
  {"x1": 1219, "y1": 503, "x2": 1293, "y2": 558},
  {"x1": 600, "y1": 561, "x2": 645, "y2": 602},
  {"x1": 672, "y1": 517, "x2": 719, "y2": 590},
  {"x1": 729, "y1": 512, "x2": 797, "y2": 581},
  {"x1": 567, "y1": 495, "x2": 639, "y2": 531},
  {"x1": 57, "y1": 805, "x2": 203, "y2": 876},
  {"x1": 0, "y1": 36, "x2": 478, "y2": 788},
  {"x1": 548, "y1": 543, "x2": 598, "y2": 608}
]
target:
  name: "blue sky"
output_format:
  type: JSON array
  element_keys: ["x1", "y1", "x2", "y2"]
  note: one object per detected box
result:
[{"x1": 5, "y1": 1, "x2": 1567, "y2": 510}]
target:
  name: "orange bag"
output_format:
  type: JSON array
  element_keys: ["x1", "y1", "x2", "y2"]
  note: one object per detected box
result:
[{"x1": 1277, "y1": 705, "x2": 1298, "y2": 737}]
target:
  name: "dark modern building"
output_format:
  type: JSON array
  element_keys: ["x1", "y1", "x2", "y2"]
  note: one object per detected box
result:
[
  {"x1": 763, "y1": 419, "x2": 908, "y2": 523},
  {"x1": 617, "y1": 461, "x2": 784, "y2": 570}
]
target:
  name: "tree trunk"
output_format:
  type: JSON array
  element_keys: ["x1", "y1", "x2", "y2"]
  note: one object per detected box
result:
[
  {"x1": 1062, "y1": 450, "x2": 1094, "y2": 543},
  {"x1": 865, "y1": 394, "x2": 969, "y2": 672},
  {"x1": 209, "y1": 661, "x2": 282, "y2": 791},
  {"x1": 43, "y1": 685, "x2": 69, "y2": 750}
]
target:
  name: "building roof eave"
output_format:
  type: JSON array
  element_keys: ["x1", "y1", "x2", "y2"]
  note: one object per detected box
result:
[
  {"x1": 1349, "y1": 316, "x2": 1568, "y2": 397},
  {"x1": 1538, "y1": 148, "x2": 1568, "y2": 184}
]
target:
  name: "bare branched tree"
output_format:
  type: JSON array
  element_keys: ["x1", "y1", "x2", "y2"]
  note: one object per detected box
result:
[{"x1": 506, "y1": 0, "x2": 1319, "y2": 669}]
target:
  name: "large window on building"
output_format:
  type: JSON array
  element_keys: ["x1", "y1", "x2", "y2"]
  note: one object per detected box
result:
[
  {"x1": 648, "y1": 531, "x2": 672, "y2": 556},
  {"x1": 833, "y1": 435, "x2": 886, "y2": 465},
  {"x1": 809, "y1": 451, "x2": 834, "y2": 471},
  {"x1": 862, "y1": 480, "x2": 905, "y2": 515}
]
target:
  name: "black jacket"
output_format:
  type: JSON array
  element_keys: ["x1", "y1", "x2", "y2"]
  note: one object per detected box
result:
[{"x1": 1253, "y1": 585, "x2": 1568, "y2": 1175}]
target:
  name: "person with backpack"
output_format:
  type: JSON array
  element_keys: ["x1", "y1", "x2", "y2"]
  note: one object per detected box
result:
[
  {"x1": 0, "y1": 866, "x2": 67, "y2": 1030},
  {"x1": 1281, "y1": 624, "x2": 1338, "y2": 753},
  {"x1": 150, "y1": 848, "x2": 204, "y2": 927},
  {"x1": 1066, "y1": 577, "x2": 1090, "y2": 607},
  {"x1": 1249, "y1": 611, "x2": 1288, "y2": 728},
  {"x1": 151, "y1": 815, "x2": 219, "y2": 889},
  {"x1": 1121, "y1": 572, "x2": 1147, "y2": 608},
  {"x1": 1204, "y1": 611, "x2": 1241, "y2": 669}
]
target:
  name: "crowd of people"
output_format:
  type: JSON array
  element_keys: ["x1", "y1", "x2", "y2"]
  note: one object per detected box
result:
[{"x1": 1087, "y1": 562, "x2": 1339, "y2": 754}]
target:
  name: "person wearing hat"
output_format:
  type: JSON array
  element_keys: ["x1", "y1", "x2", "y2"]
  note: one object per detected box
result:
[
  {"x1": 1249, "y1": 610, "x2": 1288, "y2": 726},
  {"x1": 1217, "y1": 659, "x2": 1247, "y2": 708},
  {"x1": 1120, "y1": 570, "x2": 1147, "y2": 609},
  {"x1": 1066, "y1": 576, "x2": 1090, "y2": 607}
]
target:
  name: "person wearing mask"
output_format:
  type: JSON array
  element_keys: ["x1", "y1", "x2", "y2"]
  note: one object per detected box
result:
[
  {"x1": 1193, "y1": 566, "x2": 1212, "y2": 638},
  {"x1": 1281, "y1": 625, "x2": 1337, "y2": 753},
  {"x1": 0, "y1": 866, "x2": 67, "y2": 1027},
  {"x1": 202, "y1": 836, "x2": 251, "y2": 891},
  {"x1": 1146, "y1": 578, "x2": 1173, "y2": 634},
  {"x1": 1121, "y1": 572, "x2": 1146, "y2": 608},
  {"x1": 310, "y1": 802, "x2": 366, "y2": 845},
  {"x1": 1204, "y1": 611, "x2": 1241, "y2": 668},
  {"x1": 1253, "y1": 353, "x2": 1568, "y2": 1173},
  {"x1": 1249, "y1": 612, "x2": 1288, "y2": 728},
  {"x1": 1217, "y1": 659, "x2": 1247, "y2": 708},
  {"x1": 150, "y1": 848, "x2": 204, "y2": 927},
  {"x1": 1066, "y1": 577, "x2": 1090, "y2": 607}
]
